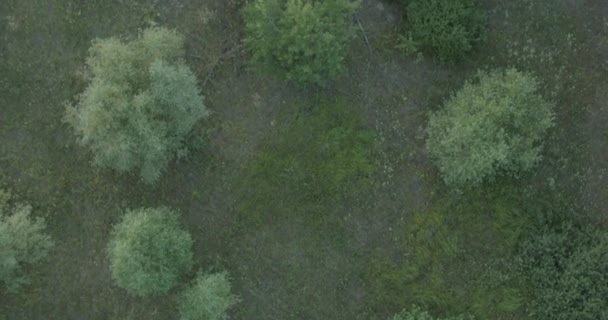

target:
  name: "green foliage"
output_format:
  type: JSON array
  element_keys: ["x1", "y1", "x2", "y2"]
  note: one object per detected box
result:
[
  {"x1": 65, "y1": 27, "x2": 209, "y2": 184},
  {"x1": 366, "y1": 185, "x2": 532, "y2": 319},
  {"x1": 0, "y1": 189, "x2": 53, "y2": 292},
  {"x1": 426, "y1": 69, "x2": 554, "y2": 188},
  {"x1": 178, "y1": 271, "x2": 239, "y2": 320},
  {"x1": 406, "y1": 0, "x2": 484, "y2": 62},
  {"x1": 244, "y1": 0, "x2": 359, "y2": 85},
  {"x1": 392, "y1": 305, "x2": 474, "y2": 320},
  {"x1": 108, "y1": 207, "x2": 193, "y2": 296},
  {"x1": 521, "y1": 218, "x2": 608, "y2": 320},
  {"x1": 239, "y1": 98, "x2": 375, "y2": 223}
]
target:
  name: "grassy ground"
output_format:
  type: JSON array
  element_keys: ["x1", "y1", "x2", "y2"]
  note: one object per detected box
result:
[{"x1": 0, "y1": 0, "x2": 606, "y2": 319}]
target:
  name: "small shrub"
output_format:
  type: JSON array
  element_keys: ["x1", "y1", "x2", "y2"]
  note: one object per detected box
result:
[
  {"x1": 406, "y1": 0, "x2": 484, "y2": 62},
  {"x1": 244, "y1": 0, "x2": 359, "y2": 85},
  {"x1": 65, "y1": 27, "x2": 209, "y2": 184},
  {"x1": 108, "y1": 207, "x2": 193, "y2": 296},
  {"x1": 178, "y1": 271, "x2": 239, "y2": 320},
  {"x1": 395, "y1": 32, "x2": 421, "y2": 56},
  {"x1": 392, "y1": 306, "x2": 474, "y2": 320},
  {"x1": 0, "y1": 189, "x2": 53, "y2": 292},
  {"x1": 426, "y1": 69, "x2": 554, "y2": 188},
  {"x1": 392, "y1": 306, "x2": 435, "y2": 320}
]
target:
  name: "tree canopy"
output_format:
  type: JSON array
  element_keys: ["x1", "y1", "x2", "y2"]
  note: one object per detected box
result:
[
  {"x1": 426, "y1": 69, "x2": 554, "y2": 187},
  {"x1": 178, "y1": 271, "x2": 239, "y2": 320},
  {"x1": 108, "y1": 207, "x2": 193, "y2": 296},
  {"x1": 66, "y1": 27, "x2": 209, "y2": 184}
]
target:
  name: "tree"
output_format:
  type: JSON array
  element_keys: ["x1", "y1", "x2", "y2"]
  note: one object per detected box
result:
[
  {"x1": 65, "y1": 27, "x2": 209, "y2": 184},
  {"x1": 426, "y1": 69, "x2": 554, "y2": 187},
  {"x1": 392, "y1": 306, "x2": 474, "y2": 320},
  {"x1": 178, "y1": 271, "x2": 239, "y2": 320},
  {"x1": 108, "y1": 207, "x2": 193, "y2": 296},
  {"x1": 0, "y1": 188, "x2": 53, "y2": 292},
  {"x1": 244, "y1": 0, "x2": 359, "y2": 85},
  {"x1": 406, "y1": 0, "x2": 484, "y2": 62}
]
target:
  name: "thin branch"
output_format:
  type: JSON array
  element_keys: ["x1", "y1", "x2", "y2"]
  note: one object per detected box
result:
[
  {"x1": 353, "y1": 13, "x2": 373, "y2": 72},
  {"x1": 199, "y1": 44, "x2": 242, "y2": 87}
]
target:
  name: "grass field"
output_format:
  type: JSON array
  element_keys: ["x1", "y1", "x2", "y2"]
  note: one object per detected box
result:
[{"x1": 1, "y1": 0, "x2": 606, "y2": 319}]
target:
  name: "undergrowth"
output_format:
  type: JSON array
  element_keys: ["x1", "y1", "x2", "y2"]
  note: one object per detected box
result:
[
  {"x1": 365, "y1": 182, "x2": 539, "y2": 319},
  {"x1": 235, "y1": 98, "x2": 377, "y2": 227}
]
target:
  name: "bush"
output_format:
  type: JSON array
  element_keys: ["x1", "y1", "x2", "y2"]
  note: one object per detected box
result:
[
  {"x1": 522, "y1": 220, "x2": 608, "y2": 320},
  {"x1": 244, "y1": 0, "x2": 359, "y2": 85},
  {"x1": 0, "y1": 189, "x2": 53, "y2": 292},
  {"x1": 406, "y1": 0, "x2": 484, "y2": 62},
  {"x1": 392, "y1": 306, "x2": 474, "y2": 320},
  {"x1": 108, "y1": 207, "x2": 193, "y2": 296},
  {"x1": 178, "y1": 271, "x2": 239, "y2": 320},
  {"x1": 426, "y1": 69, "x2": 554, "y2": 187},
  {"x1": 65, "y1": 27, "x2": 209, "y2": 184}
]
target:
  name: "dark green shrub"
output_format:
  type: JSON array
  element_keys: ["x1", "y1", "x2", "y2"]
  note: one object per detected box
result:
[
  {"x1": 426, "y1": 69, "x2": 554, "y2": 188},
  {"x1": 0, "y1": 188, "x2": 53, "y2": 292},
  {"x1": 178, "y1": 271, "x2": 239, "y2": 320},
  {"x1": 65, "y1": 27, "x2": 209, "y2": 184},
  {"x1": 108, "y1": 207, "x2": 193, "y2": 296},
  {"x1": 244, "y1": 0, "x2": 359, "y2": 85},
  {"x1": 406, "y1": 0, "x2": 484, "y2": 62},
  {"x1": 522, "y1": 220, "x2": 608, "y2": 320}
]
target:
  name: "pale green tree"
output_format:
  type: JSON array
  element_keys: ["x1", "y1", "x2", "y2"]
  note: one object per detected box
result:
[
  {"x1": 66, "y1": 27, "x2": 209, "y2": 184},
  {"x1": 178, "y1": 271, "x2": 239, "y2": 320},
  {"x1": 426, "y1": 69, "x2": 554, "y2": 187},
  {"x1": 108, "y1": 207, "x2": 193, "y2": 296},
  {"x1": 0, "y1": 188, "x2": 53, "y2": 292}
]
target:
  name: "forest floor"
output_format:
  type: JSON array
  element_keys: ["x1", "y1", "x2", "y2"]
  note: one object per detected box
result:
[{"x1": 0, "y1": 0, "x2": 606, "y2": 319}]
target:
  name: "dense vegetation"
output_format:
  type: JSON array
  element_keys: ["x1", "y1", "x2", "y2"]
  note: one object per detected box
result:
[
  {"x1": 244, "y1": 0, "x2": 359, "y2": 85},
  {"x1": 404, "y1": 0, "x2": 484, "y2": 62},
  {"x1": 0, "y1": 0, "x2": 606, "y2": 319},
  {"x1": 521, "y1": 213, "x2": 608, "y2": 320}
]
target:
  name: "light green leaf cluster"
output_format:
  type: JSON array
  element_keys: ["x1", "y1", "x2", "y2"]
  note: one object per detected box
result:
[
  {"x1": 108, "y1": 207, "x2": 193, "y2": 296},
  {"x1": 178, "y1": 271, "x2": 239, "y2": 320},
  {"x1": 66, "y1": 27, "x2": 209, "y2": 184},
  {"x1": 406, "y1": 0, "x2": 484, "y2": 62},
  {"x1": 426, "y1": 69, "x2": 554, "y2": 187},
  {"x1": 244, "y1": 0, "x2": 359, "y2": 85},
  {"x1": 0, "y1": 189, "x2": 53, "y2": 292},
  {"x1": 392, "y1": 306, "x2": 474, "y2": 320}
]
